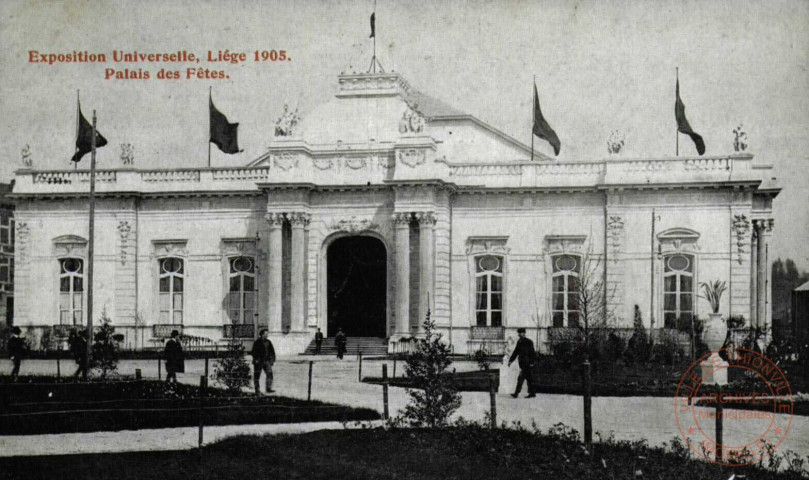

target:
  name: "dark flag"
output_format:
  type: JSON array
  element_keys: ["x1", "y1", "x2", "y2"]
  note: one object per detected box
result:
[
  {"x1": 370, "y1": 12, "x2": 375, "y2": 38},
  {"x1": 533, "y1": 83, "x2": 561, "y2": 156},
  {"x1": 71, "y1": 104, "x2": 108, "y2": 163},
  {"x1": 210, "y1": 97, "x2": 241, "y2": 154},
  {"x1": 675, "y1": 79, "x2": 705, "y2": 156}
]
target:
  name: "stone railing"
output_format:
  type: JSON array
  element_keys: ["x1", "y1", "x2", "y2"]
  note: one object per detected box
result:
[
  {"x1": 212, "y1": 167, "x2": 270, "y2": 181},
  {"x1": 153, "y1": 323, "x2": 183, "y2": 338},
  {"x1": 470, "y1": 326, "x2": 505, "y2": 340},
  {"x1": 33, "y1": 171, "x2": 117, "y2": 184},
  {"x1": 142, "y1": 170, "x2": 200, "y2": 182},
  {"x1": 449, "y1": 164, "x2": 522, "y2": 176},
  {"x1": 223, "y1": 323, "x2": 255, "y2": 339}
]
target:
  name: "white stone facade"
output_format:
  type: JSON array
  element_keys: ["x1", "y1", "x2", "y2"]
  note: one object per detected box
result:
[{"x1": 11, "y1": 72, "x2": 779, "y2": 355}]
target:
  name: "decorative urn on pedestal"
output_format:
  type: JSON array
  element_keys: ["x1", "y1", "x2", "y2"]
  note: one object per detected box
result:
[{"x1": 699, "y1": 281, "x2": 729, "y2": 385}]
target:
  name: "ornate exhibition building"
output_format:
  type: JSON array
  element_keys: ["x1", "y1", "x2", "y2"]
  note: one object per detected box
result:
[{"x1": 10, "y1": 71, "x2": 779, "y2": 355}]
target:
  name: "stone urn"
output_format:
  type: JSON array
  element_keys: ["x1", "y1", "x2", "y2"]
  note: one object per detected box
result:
[{"x1": 702, "y1": 313, "x2": 727, "y2": 352}]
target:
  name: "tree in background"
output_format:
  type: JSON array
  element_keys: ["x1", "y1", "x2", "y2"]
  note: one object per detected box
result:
[
  {"x1": 90, "y1": 310, "x2": 124, "y2": 378},
  {"x1": 772, "y1": 258, "x2": 809, "y2": 323}
]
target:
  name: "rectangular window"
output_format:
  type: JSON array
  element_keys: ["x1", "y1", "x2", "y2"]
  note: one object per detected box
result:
[
  {"x1": 474, "y1": 255, "x2": 504, "y2": 327},
  {"x1": 228, "y1": 256, "x2": 256, "y2": 325},
  {"x1": 159, "y1": 258, "x2": 184, "y2": 325},
  {"x1": 663, "y1": 254, "x2": 694, "y2": 329},
  {"x1": 551, "y1": 255, "x2": 581, "y2": 328}
]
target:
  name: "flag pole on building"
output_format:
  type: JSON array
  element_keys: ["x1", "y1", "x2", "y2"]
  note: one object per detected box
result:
[
  {"x1": 675, "y1": 68, "x2": 705, "y2": 156},
  {"x1": 675, "y1": 68, "x2": 679, "y2": 156},
  {"x1": 367, "y1": 1, "x2": 384, "y2": 73},
  {"x1": 531, "y1": 76, "x2": 535, "y2": 162},
  {"x1": 74, "y1": 91, "x2": 80, "y2": 170},
  {"x1": 208, "y1": 87, "x2": 212, "y2": 167},
  {"x1": 84, "y1": 110, "x2": 98, "y2": 380}
]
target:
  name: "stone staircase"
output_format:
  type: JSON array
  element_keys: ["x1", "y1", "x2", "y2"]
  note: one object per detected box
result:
[{"x1": 301, "y1": 337, "x2": 389, "y2": 356}]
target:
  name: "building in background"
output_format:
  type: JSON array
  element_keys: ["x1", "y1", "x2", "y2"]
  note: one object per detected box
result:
[
  {"x1": 9, "y1": 71, "x2": 779, "y2": 355},
  {"x1": 0, "y1": 182, "x2": 14, "y2": 329}
]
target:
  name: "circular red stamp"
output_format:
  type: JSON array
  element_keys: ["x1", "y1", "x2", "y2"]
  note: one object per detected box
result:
[{"x1": 674, "y1": 347, "x2": 794, "y2": 467}]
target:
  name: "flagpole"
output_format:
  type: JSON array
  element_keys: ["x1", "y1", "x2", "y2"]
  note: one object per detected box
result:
[
  {"x1": 84, "y1": 110, "x2": 98, "y2": 380},
  {"x1": 531, "y1": 76, "x2": 535, "y2": 162},
  {"x1": 75, "y1": 91, "x2": 80, "y2": 170},
  {"x1": 675, "y1": 68, "x2": 679, "y2": 157},
  {"x1": 208, "y1": 87, "x2": 212, "y2": 168},
  {"x1": 372, "y1": 0, "x2": 376, "y2": 73}
]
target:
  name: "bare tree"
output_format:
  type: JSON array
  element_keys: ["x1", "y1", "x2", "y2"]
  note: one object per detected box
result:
[{"x1": 573, "y1": 246, "x2": 616, "y2": 360}]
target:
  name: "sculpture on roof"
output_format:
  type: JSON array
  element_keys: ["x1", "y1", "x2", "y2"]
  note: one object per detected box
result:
[
  {"x1": 399, "y1": 104, "x2": 425, "y2": 134},
  {"x1": 274, "y1": 104, "x2": 301, "y2": 137},
  {"x1": 607, "y1": 130, "x2": 625, "y2": 155},
  {"x1": 120, "y1": 143, "x2": 134, "y2": 166},
  {"x1": 21, "y1": 144, "x2": 32, "y2": 168},
  {"x1": 733, "y1": 124, "x2": 747, "y2": 152}
]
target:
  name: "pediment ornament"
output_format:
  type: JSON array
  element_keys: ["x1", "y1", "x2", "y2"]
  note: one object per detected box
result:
[
  {"x1": 273, "y1": 153, "x2": 299, "y2": 171},
  {"x1": 466, "y1": 236, "x2": 510, "y2": 256},
  {"x1": 221, "y1": 238, "x2": 259, "y2": 258},
  {"x1": 543, "y1": 235, "x2": 587, "y2": 256},
  {"x1": 52, "y1": 234, "x2": 87, "y2": 258},
  {"x1": 327, "y1": 216, "x2": 380, "y2": 233},
  {"x1": 152, "y1": 240, "x2": 188, "y2": 259},
  {"x1": 397, "y1": 149, "x2": 425, "y2": 168}
]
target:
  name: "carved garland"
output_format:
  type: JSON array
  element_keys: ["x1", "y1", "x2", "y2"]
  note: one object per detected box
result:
[
  {"x1": 397, "y1": 149, "x2": 425, "y2": 168},
  {"x1": 327, "y1": 216, "x2": 380, "y2": 233},
  {"x1": 606, "y1": 215, "x2": 625, "y2": 263},
  {"x1": 16, "y1": 222, "x2": 30, "y2": 266},
  {"x1": 273, "y1": 153, "x2": 299, "y2": 171},
  {"x1": 731, "y1": 214, "x2": 751, "y2": 265},
  {"x1": 117, "y1": 220, "x2": 132, "y2": 265}
]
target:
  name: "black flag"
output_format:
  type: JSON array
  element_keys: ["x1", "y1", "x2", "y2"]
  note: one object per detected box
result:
[
  {"x1": 675, "y1": 79, "x2": 705, "y2": 156},
  {"x1": 71, "y1": 104, "x2": 108, "y2": 163},
  {"x1": 533, "y1": 83, "x2": 561, "y2": 157},
  {"x1": 370, "y1": 12, "x2": 375, "y2": 38},
  {"x1": 210, "y1": 97, "x2": 241, "y2": 154}
]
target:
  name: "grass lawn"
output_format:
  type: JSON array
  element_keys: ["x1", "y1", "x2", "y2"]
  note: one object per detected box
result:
[
  {"x1": 0, "y1": 376, "x2": 380, "y2": 435},
  {"x1": 0, "y1": 427, "x2": 805, "y2": 480}
]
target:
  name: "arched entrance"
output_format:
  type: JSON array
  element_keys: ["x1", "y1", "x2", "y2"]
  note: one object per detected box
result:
[{"x1": 327, "y1": 236, "x2": 387, "y2": 337}]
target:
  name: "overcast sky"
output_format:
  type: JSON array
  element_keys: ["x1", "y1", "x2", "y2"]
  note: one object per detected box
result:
[{"x1": 1, "y1": 0, "x2": 807, "y2": 269}]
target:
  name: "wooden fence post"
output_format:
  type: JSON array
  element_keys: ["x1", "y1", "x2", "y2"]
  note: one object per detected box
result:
[
  {"x1": 393, "y1": 356, "x2": 397, "y2": 378},
  {"x1": 157, "y1": 353, "x2": 162, "y2": 381},
  {"x1": 382, "y1": 364, "x2": 389, "y2": 420},
  {"x1": 135, "y1": 368, "x2": 142, "y2": 380},
  {"x1": 583, "y1": 360, "x2": 593, "y2": 445},
  {"x1": 358, "y1": 351, "x2": 363, "y2": 382},
  {"x1": 198, "y1": 375, "x2": 206, "y2": 448},
  {"x1": 307, "y1": 360, "x2": 313, "y2": 402},
  {"x1": 56, "y1": 357, "x2": 61, "y2": 379},
  {"x1": 489, "y1": 377, "x2": 497, "y2": 428},
  {"x1": 204, "y1": 355, "x2": 209, "y2": 379},
  {"x1": 715, "y1": 386, "x2": 723, "y2": 462}
]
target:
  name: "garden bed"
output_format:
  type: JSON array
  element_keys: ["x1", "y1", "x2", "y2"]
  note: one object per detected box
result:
[
  {"x1": 0, "y1": 426, "x2": 805, "y2": 479},
  {"x1": 0, "y1": 376, "x2": 379, "y2": 435}
]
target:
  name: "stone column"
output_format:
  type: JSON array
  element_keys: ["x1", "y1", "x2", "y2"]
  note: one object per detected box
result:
[
  {"x1": 266, "y1": 213, "x2": 284, "y2": 333},
  {"x1": 755, "y1": 219, "x2": 774, "y2": 332},
  {"x1": 750, "y1": 227, "x2": 758, "y2": 327},
  {"x1": 393, "y1": 212, "x2": 411, "y2": 336},
  {"x1": 416, "y1": 212, "x2": 436, "y2": 330},
  {"x1": 288, "y1": 212, "x2": 310, "y2": 333}
]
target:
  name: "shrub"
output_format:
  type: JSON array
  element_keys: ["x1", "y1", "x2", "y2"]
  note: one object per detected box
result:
[
  {"x1": 91, "y1": 320, "x2": 123, "y2": 378},
  {"x1": 472, "y1": 345, "x2": 491, "y2": 371},
  {"x1": 399, "y1": 310, "x2": 461, "y2": 427},
  {"x1": 625, "y1": 305, "x2": 651, "y2": 363},
  {"x1": 651, "y1": 329, "x2": 685, "y2": 365},
  {"x1": 604, "y1": 331, "x2": 626, "y2": 361},
  {"x1": 214, "y1": 335, "x2": 251, "y2": 392},
  {"x1": 727, "y1": 314, "x2": 746, "y2": 329}
]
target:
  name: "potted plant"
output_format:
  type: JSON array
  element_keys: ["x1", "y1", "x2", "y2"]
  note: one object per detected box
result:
[{"x1": 700, "y1": 280, "x2": 727, "y2": 351}]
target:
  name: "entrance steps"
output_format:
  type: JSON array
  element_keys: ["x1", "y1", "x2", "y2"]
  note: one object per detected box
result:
[{"x1": 301, "y1": 337, "x2": 388, "y2": 356}]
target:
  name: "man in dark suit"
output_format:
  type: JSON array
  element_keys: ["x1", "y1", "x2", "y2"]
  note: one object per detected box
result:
[
  {"x1": 314, "y1": 328, "x2": 324, "y2": 355},
  {"x1": 334, "y1": 328, "x2": 347, "y2": 360},
  {"x1": 508, "y1": 328, "x2": 536, "y2": 398},
  {"x1": 164, "y1": 330, "x2": 185, "y2": 384},
  {"x1": 70, "y1": 329, "x2": 88, "y2": 378},
  {"x1": 251, "y1": 328, "x2": 276, "y2": 395},
  {"x1": 8, "y1": 327, "x2": 24, "y2": 382}
]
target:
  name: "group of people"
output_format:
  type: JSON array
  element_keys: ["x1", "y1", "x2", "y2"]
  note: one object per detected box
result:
[
  {"x1": 313, "y1": 327, "x2": 348, "y2": 359},
  {"x1": 6, "y1": 326, "x2": 90, "y2": 381}
]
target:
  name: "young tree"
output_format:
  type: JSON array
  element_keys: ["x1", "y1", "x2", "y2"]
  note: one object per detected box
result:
[
  {"x1": 572, "y1": 247, "x2": 614, "y2": 360},
  {"x1": 91, "y1": 313, "x2": 124, "y2": 379},
  {"x1": 213, "y1": 334, "x2": 251, "y2": 393},
  {"x1": 400, "y1": 308, "x2": 462, "y2": 427}
]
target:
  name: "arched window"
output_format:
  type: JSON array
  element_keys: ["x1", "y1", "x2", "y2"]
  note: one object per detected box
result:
[
  {"x1": 475, "y1": 255, "x2": 503, "y2": 327},
  {"x1": 552, "y1": 254, "x2": 580, "y2": 328},
  {"x1": 59, "y1": 258, "x2": 83, "y2": 325},
  {"x1": 663, "y1": 254, "x2": 694, "y2": 328},
  {"x1": 228, "y1": 256, "x2": 256, "y2": 324},
  {"x1": 159, "y1": 257, "x2": 184, "y2": 324}
]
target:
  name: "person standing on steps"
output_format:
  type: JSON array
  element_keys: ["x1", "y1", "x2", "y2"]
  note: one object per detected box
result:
[
  {"x1": 251, "y1": 329, "x2": 276, "y2": 395},
  {"x1": 335, "y1": 327, "x2": 347, "y2": 360},
  {"x1": 314, "y1": 328, "x2": 324, "y2": 355},
  {"x1": 508, "y1": 328, "x2": 537, "y2": 398}
]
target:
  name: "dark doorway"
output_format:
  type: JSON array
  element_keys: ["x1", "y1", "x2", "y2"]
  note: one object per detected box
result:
[{"x1": 327, "y1": 236, "x2": 387, "y2": 337}]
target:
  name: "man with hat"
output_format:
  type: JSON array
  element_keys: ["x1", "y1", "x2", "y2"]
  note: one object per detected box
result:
[
  {"x1": 508, "y1": 327, "x2": 537, "y2": 398},
  {"x1": 164, "y1": 329, "x2": 185, "y2": 384},
  {"x1": 8, "y1": 327, "x2": 24, "y2": 382}
]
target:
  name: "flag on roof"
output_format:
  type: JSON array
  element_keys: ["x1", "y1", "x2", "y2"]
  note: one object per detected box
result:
[
  {"x1": 675, "y1": 79, "x2": 705, "y2": 156},
  {"x1": 370, "y1": 12, "x2": 375, "y2": 38},
  {"x1": 533, "y1": 83, "x2": 561, "y2": 157},
  {"x1": 210, "y1": 96, "x2": 241, "y2": 154},
  {"x1": 71, "y1": 102, "x2": 108, "y2": 163}
]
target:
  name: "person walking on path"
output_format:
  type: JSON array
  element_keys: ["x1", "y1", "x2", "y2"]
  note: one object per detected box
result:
[
  {"x1": 164, "y1": 330, "x2": 185, "y2": 384},
  {"x1": 8, "y1": 327, "x2": 24, "y2": 382},
  {"x1": 69, "y1": 330, "x2": 88, "y2": 378},
  {"x1": 508, "y1": 328, "x2": 536, "y2": 398},
  {"x1": 334, "y1": 328, "x2": 347, "y2": 360},
  {"x1": 251, "y1": 329, "x2": 276, "y2": 395},
  {"x1": 314, "y1": 328, "x2": 324, "y2": 355}
]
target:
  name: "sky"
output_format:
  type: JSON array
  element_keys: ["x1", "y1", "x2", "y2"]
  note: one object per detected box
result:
[{"x1": 0, "y1": 0, "x2": 807, "y2": 269}]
